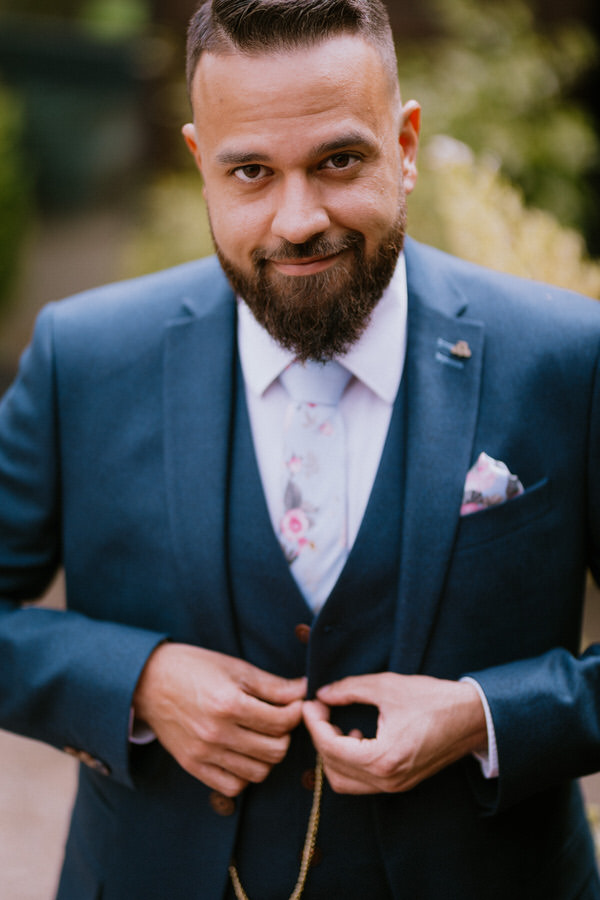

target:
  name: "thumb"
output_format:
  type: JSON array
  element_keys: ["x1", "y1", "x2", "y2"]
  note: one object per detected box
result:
[
  {"x1": 302, "y1": 698, "x2": 332, "y2": 727},
  {"x1": 316, "y1": 675, "x2": 378, "y2": 707},
  {"x1": 240, "y1": 666, "x2": 307, "y2": 706},
  {"x1": 303, "y1": 699, "x2": 343, "y2": 746}
]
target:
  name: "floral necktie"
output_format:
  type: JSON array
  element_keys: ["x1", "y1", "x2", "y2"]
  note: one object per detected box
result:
[{"x1": 279, "y1": 359, "x2": 351, "y2": 612}]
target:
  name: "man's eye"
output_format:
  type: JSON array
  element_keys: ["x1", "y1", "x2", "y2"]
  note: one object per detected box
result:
[
  {"x1": 233, "y1": 164, "x2": 270, "y2": 182},
  {"x1": 322, "y1": 153, "x2": 359, "y2": 170}
]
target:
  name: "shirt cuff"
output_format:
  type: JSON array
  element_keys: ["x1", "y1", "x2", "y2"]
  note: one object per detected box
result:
[
  {"x1": 128, "y1": 707, "x2": 156, "y2": 745},
  {"x1": 460, "y1": 676, "x2": 499, "y2": 779}
]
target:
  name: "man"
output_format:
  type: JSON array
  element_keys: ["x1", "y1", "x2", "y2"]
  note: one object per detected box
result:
[{"x1": 1, "y1": 0, "x2": 600, "y2": 897}]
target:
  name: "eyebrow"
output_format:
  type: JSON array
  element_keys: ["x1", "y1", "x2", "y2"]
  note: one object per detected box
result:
[
  {"x1": 216, "y1": 150, "x2": 273, "y2": 166},
  {"x1": 215, "y1": 130, "x2": 378, "y2": 167},
  {"x1": 311, "y1": 131, "x2": 378, "y2": 158}
]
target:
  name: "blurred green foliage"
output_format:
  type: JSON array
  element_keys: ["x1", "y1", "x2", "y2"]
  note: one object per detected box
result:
[
  {"x1": 0, "y1": 0, "x2": 149, "y2": 37},
  {"x1": 410, "y1": 138, "x2": 600, "y2": 297},
  {"x1": 397, "y1": 0, "x2": 599, "y2": 237},
  {"x1": 0, "y1": 82, "x2": 30, "y2": 310},
  {"x1": 78, "y1": 0, "x2": 150, "y2": 40},
  {"x1": 121, "y1": 173, "x2": 214, "y2": 277}
]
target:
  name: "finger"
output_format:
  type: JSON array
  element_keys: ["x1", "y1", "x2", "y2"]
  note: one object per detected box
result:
[
  {"x1": 191, "y1": 703, "x2": 296, "y2": 761},
  {"x1": 210, "y1": 746, "x2": 274, "y2": 785},
  {"x1": 239, "y1": 668, "x2": 307, "y2": 706},
  {"x1": 303, "y1": 700, "x2": 347, "y2": 748},
  {"x1": 302, "y1": 698, "x2": 331, "y2": 724},
  {"x1": 321, "y1": 762, "x2": 378, "y2": 795},
  {"x1": 231, "y1": 728, "x2": 292, "y2": 765},
  {"x1": 182, "y1": 742, "x2": 276, "y2": 793},
  {"x1": 304, "y1": 702, "x2": 373, "y2": 768},
  {"x1": 316, "y1": 674, "x2": 382, "y2": 708},
  {"x1": 237, "y1": 694, "x2": 304, "y2": 736},
  {"x1": 192, "y1": 761, "x2": 249, "y2": 797}
]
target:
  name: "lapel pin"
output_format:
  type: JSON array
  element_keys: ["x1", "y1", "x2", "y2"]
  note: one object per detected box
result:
[{"x1": 450, "y1": 340, "x2": 472, "y2": 359}]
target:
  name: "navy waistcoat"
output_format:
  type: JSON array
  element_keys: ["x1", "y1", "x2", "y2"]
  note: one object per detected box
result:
[{"x1": 224, "y1": 362, "x2": 406, "y2": 899}]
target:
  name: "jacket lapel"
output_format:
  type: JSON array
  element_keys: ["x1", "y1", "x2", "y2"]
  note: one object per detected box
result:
[
  {"x1": 163, "y1": 266, "x2": 240, "y2": 655},
  {"x1": 389, "y1": 241, "x2": 485, "y2": 673}
]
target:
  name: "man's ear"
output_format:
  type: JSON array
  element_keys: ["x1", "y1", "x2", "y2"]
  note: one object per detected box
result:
[
  {"x1": 399, "y1": 100, "x2": 421, "y2": 195},
  {"x1": 182, "y1": 123, "x2": 202, "y2": 174}
]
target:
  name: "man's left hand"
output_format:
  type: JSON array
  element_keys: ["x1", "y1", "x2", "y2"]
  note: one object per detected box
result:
[{"x1": 302, "y1": 673, "x2": 488, "y2": 794}]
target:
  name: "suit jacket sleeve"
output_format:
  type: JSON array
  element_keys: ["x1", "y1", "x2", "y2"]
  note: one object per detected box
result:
[{"x1": 0, "y1": 305, "x2": 167, "y2": 789}]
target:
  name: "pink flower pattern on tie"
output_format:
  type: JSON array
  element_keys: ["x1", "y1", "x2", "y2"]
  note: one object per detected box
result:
[
  {"x1": 280, "y1": 450, "x2": 318, "y2": 563},
  {"x1": 279, "y1": 406, "x2": 338, "y2": 564}
]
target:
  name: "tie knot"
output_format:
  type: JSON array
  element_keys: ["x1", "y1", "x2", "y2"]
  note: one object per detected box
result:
[{"x1": 280, "y1": 359, "x2": 351, "y2": 406}]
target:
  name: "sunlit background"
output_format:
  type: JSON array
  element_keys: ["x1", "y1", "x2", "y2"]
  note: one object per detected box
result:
[
  {"x1": 0, "y1": 1, "x2": 599, "y2": 896},
  {"x1": 1, "y1": 0, "x2": 599, "y2": 377}
]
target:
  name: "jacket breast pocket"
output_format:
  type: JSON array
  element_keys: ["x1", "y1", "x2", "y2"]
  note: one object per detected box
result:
[{"x1": 454, "y1": 477, "x2": 552, "y2": 552}]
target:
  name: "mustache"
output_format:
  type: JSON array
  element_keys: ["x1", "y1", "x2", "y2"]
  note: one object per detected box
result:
[{"x1": 252, "y1": 232, "x2": 364, "y2": 265}]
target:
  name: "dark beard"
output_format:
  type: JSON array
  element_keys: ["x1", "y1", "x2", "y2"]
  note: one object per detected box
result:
[{"x1": 213, "y1": 209, "x2": 406, "y2": 362}]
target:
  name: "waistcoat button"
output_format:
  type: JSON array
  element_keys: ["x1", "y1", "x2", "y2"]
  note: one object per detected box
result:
[
  {"x1": 209, "y1": 791, "x2": 236, "y2": 816},
  {"x1": 294, "y1": 623, "x2": 311, "y2": 644},
  {"x1": 301, "y1": 768, "x2": 316, "y2": 791},
  {"x1": 299, "y1": 845, "x2": 323, "y2": 867}
]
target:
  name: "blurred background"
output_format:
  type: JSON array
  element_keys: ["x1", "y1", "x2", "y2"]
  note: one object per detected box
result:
[{"x1": 0, "y1": 0, "x2": 600, "y2": 896}]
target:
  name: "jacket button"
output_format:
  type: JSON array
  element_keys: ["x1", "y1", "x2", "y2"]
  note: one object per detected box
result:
[
  {"x1": 63, "y1": 746, "x2": 111, "y2": 777},
  {"x1": 294, "y1": 623, "x2": 311, "y2": 644},
  {"x1": 209, "y1": 791, "x2": 236, "y2": 816},
  {"x1": 301, "y1": 768, "x2": 316, "y2": 791}
]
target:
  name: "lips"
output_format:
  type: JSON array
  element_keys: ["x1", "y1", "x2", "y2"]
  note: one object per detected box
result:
[{"x1": 268, "y1": 252, "x2": 341, "y2": 276}]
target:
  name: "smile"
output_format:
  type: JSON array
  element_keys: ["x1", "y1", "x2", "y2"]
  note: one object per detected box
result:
[{"x1": 268, "y1": 252, "x2": 342, "y2": 276}]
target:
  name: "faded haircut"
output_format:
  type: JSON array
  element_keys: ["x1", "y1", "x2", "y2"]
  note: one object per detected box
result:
[{"x1": 186, "y1": 0, "x2": 399, "y2": 97}]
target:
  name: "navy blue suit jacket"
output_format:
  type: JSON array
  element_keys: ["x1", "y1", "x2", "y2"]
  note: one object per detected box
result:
[{"x1": 1, "y1": 238, "x2": 600, "y2": 898}]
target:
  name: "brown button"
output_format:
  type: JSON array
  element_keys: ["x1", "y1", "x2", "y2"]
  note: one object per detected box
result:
[
  {"x1": 63, "y1": 746, "x2": 111, "y2": 777},
  {"x1": 294, "y1": 623, "x2": 311, "y2": 644},
  {"x1": 209, "y1": 791, "x2": 236, "y2": 816},
  {"x1": 301, "y1": 768, "x2": 316, "y2": 791},
  {"x1": 310, "y1": 847, "x2": 323, "y2": 867},
  {"x1": 299, "y1": 846, "x2": 323, "y2": 867}
]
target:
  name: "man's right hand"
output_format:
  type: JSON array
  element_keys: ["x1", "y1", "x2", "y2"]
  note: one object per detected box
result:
[{"x1": 132, "y1": 643, "x2": 306, "y2": 796}]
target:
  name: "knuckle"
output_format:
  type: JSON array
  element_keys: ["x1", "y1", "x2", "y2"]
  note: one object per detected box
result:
[
  {"x1": 372, "y1": 756, "x2": 397, "y2": 780},
  {"x1": 205, "y1": 687, "x2": 238, "y2": 721},
  {"x1": 214, "y1": 688, "x2": 238, "y2": 718},
  {"x1": 197, "y1": 719, "x2": 221, "y2": 744}
]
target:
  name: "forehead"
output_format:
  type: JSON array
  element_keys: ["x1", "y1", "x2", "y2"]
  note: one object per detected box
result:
[{"x1": 191, "y1": 35, "x2": 398, "y2": 160}]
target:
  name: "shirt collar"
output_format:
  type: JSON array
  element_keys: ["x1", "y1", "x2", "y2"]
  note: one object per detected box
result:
[{"x1": 238, "y1": 253, "x2": 407, "y2": 404}]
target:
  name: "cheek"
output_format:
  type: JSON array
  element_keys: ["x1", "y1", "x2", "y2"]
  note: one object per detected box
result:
[
  {"x1": 206, "y1": 188, "x2": 272, "y2": 262},
  {"x1": 344, "y1": 193, "x2": 402, "y2": 248},
  {"x1": 332, "y1": 173, "x2": 403, "y2": 238}
]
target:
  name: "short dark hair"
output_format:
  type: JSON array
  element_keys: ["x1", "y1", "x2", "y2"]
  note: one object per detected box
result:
[{"x1": 186, "y1": 0, "x2": 398, "y2": 95}]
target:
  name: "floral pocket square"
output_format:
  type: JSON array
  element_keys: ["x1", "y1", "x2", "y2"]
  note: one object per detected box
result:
[{"x1": 461, "y1": 452, "x2": 524, "y2": 516}]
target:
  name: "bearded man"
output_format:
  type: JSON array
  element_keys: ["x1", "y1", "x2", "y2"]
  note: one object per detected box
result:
[{"x1": 1, "y1": 1, "x2": 600, "y2": 898}]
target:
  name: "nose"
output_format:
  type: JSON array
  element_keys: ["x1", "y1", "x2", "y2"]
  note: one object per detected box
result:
[{"x1": 271, "y1": 175, "x2": 330, "y2": 244}]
